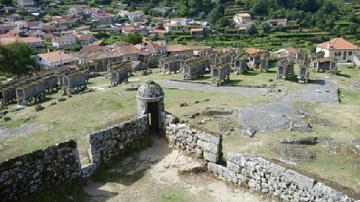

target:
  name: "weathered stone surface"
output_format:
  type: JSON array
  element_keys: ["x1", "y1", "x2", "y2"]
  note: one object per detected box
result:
[
  {"x1": 208, "y1": 152, "x2": 356, "y2": 202},
  {"x1": 166, "y1": 118, "x2": 222, "y2": 163},
  {"x1": 0, "y1": 140, "x2": 81, "y2": 201}
]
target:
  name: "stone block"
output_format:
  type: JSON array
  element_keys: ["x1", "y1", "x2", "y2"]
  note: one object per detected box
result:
[
  {"x1": 197, "y1": 140, "x2": 219, "y2": 154},
  {"x1": 204, "y1": 152, "x2": 219, "y2": 163}
]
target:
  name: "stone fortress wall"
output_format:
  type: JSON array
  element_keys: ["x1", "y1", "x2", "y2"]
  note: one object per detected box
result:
[
  {"x1": 165, "y1": 114, "x2": 358, "y2": 202},
  {"x1": 0, "y1": 140, "x2": 81, "y2": 201},
  {"x1": 0, "y1": 115, "x2": 149, "y2": 201}
]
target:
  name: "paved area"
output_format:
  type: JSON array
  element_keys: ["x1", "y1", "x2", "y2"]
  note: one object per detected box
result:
[
  {"x1": 160, "y1": 80, "x2": 267, "y2": 96},
  {"x1": 238, "y1": 78, "x2": 339, "y2": 132},
  {"x1": 0, "y1": 123, "x2": 48, "y2": 138}
]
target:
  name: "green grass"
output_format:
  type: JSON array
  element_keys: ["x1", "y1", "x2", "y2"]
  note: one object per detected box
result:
[
  {"x1": 3, "y1": 117, "x2": 31, "y2": 129},
  {"x1": 157, "y1": 189, "x2": 192, "y2": 202}
]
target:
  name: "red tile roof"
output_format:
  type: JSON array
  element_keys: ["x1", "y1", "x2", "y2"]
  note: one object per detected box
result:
[{"x1": 317, "y1": 38, "x2": 359, "y2": 50}]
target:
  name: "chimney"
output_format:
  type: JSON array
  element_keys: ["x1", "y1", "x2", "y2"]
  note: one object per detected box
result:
[{"x1": 327, "y1": 42, "x2": 332, "y2": 49}]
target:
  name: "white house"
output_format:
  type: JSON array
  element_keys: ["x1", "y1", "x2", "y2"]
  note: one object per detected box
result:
[
  {"x1": 316, "y1": 38, "x2": 360, "y2": 63},
  {"x1": 36, "y1": 51, "x2": 78, "y2": 69},
  {"x1": 233, "y1": 13, "x2": 251, "y2": 26},
  {"x1": 17, "y1": 0, "x2": 34, "y2": 8}
]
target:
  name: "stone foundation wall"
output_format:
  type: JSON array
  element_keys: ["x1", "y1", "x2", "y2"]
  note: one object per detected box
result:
[
  {"x1": 0, "y1": 140, "x2": 81, "y2": 201},
  {"x1": 82, "y1": 115, "x2": 149, "y2": 177},
  {"x1": 165, "y1": 115, "x2": 222, "y2": 163},
  {"x1": 208, "y1": 153, "x2": 356, "y2": 202}
]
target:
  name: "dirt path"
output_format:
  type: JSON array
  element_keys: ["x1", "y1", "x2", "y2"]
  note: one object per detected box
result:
[
  {"x1": 83, "y1": 137, "x2": 274, "y2": 202},
  {"x1": 160, "y1": 80, "x2": 267, "y2": 96}
]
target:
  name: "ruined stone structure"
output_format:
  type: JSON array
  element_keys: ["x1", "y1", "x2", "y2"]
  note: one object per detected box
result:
[
  {"x1": 159, "y1": 57, "x2": 181, "y2": 74},
  {"x1": 16, "y1": 80, "x2": 46, "y2": 105},
  {"x1": 183, "y1": 59, "x2": 207, "y2": 80},
  {"x1": 277, "y1": 59, "x2": 295, "y2": 80},
  {"x1": 136, "y1": 80, "x2": 165, "y2": 134},
  {"x1": 298, "y1": 65, "x2": 310, "y2": 84},
  {"x1": 109, "y1": 61, "x2": 131, "y2": 86},
  {"x1": 211, "y1": 64, "x2": 230, "y2": 86},
  {"x1": 259, "y1": 53, "x2": 270, "y2": 72},
  {"x1": 62, "y1": 69, "x2": 89, "y2": 94},
  {"x1": 1, "y1": 70, "x2": 60, "y2": 106},
  {"x1": 233, "y1": 56, "x2": 248, "y2": 74}
]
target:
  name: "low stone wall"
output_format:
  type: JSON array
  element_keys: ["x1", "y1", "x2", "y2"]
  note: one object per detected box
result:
[
  {"x1": 0, "y1": 140, "x2": 81, "y2": 201},
  {"x1": 165, "y1": 115, "x2": 222, "y2": 163},
  {"x1": 82, "y1": 115, "x2": 149, "y2": 177},
  {"x1": 208, "y1": 153, "x2": 357, "y2": 202}
]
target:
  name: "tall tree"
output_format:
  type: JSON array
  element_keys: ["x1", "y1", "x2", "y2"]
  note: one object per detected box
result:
[{"x1": 0, "y1": 42, "x2": 34, "y2": 76}]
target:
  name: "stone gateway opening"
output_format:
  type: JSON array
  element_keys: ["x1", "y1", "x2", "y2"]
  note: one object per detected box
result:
[
  {"x1": 136, "y1": 80, "x2": 165, "y2": 135},
  {"x1": 147, "y1": 101, "x2": 160, "y2": 133}
]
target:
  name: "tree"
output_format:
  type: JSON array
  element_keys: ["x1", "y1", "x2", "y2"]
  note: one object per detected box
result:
[
  {"x1": 260, "y1": 22, "x2": 272, "y2": 33},
  {"x1": 121, "y1": 33, "x2": 143, "y2": 44},
  {"x1": 0, "y1": 42, "x2": 34, "y2": 76},
  {"x1": 0, "y1": 0, "x2": 12, "y2": 5},
  {"x1": 246, "y1": 24, "x2": 258, "y2": 35}
]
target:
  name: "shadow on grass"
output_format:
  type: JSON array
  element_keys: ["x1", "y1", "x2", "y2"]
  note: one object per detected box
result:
[
  {"x1": 243, "y1": 71, "x2": 260, "y2": 76},
  {"x1": 309, "y1": 79, "x2": 325, "y2": 85},
  {"x1": 337, "y1": 72, "x2": 351, "y2": 78},
  {"x1": 225, "y1": 79, "x2": 242, "y2": 85}
]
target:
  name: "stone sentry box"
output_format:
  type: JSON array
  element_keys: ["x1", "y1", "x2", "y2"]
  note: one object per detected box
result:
[{"x1": 137, "y1": 80, "x2": 165, "y2": 134}]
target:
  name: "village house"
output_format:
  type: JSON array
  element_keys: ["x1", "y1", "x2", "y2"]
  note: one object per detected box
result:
[
  {"x1": 94, "y1": 12, "x2": 113, "y2": 25},
  {"x1": 136, "y1": 40, "x2": 166, "y2": 68},
  {"x1": 52, "y1": 37, "x2": 73, "y2": 48},
  {"x1": 126, "y1": 11, "x2": 145, "y2": 22},
  {"x1": 9, "y1": 13, "x2": 23, "y2": 22},
  {"x1": 0, "y1": 37, "x2": 44, "y2": 47},
  {"x1": 271, "y1": 47, "x2": 297, "y2": 61},
  {"x1": 27, "y1": 21, "x2": 43, "y2": 30},
  {"x1": 233, "y1": 13, "x2": 251, "y2": 26},
  {"x1": 36, "y1": 51, "x2": 78, "y2": 69},
  {"x1": 78, "y1": 43, "x2": 139, "y2": 72},
  {"x1": 17, "y1": 0, "x2": 34, "y2": 8},
  {"x1": 74, "y1": 33, "x2": 95, "y2": 45},
  {"x1": 4, "y1": 6, "x2": 16, "y2": 15},
  {"x1": 0, "y1": 23, "x2": 16, "y2": 34},
  {"x1": 316, "y1": 37, "x2": 360, "y2": 63},
  {"x1": 190, "y1": 28, "x2": 205, "y2": 36},
  {"x1": 266, "y1": 19, "x2": 287, "y2": 27},
  {"x1": 42, "y1": 24, "x2": 57, "y2": 33},
  {"x1": 166, "y1": 44, "x2": 193, "y2": 56}
]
